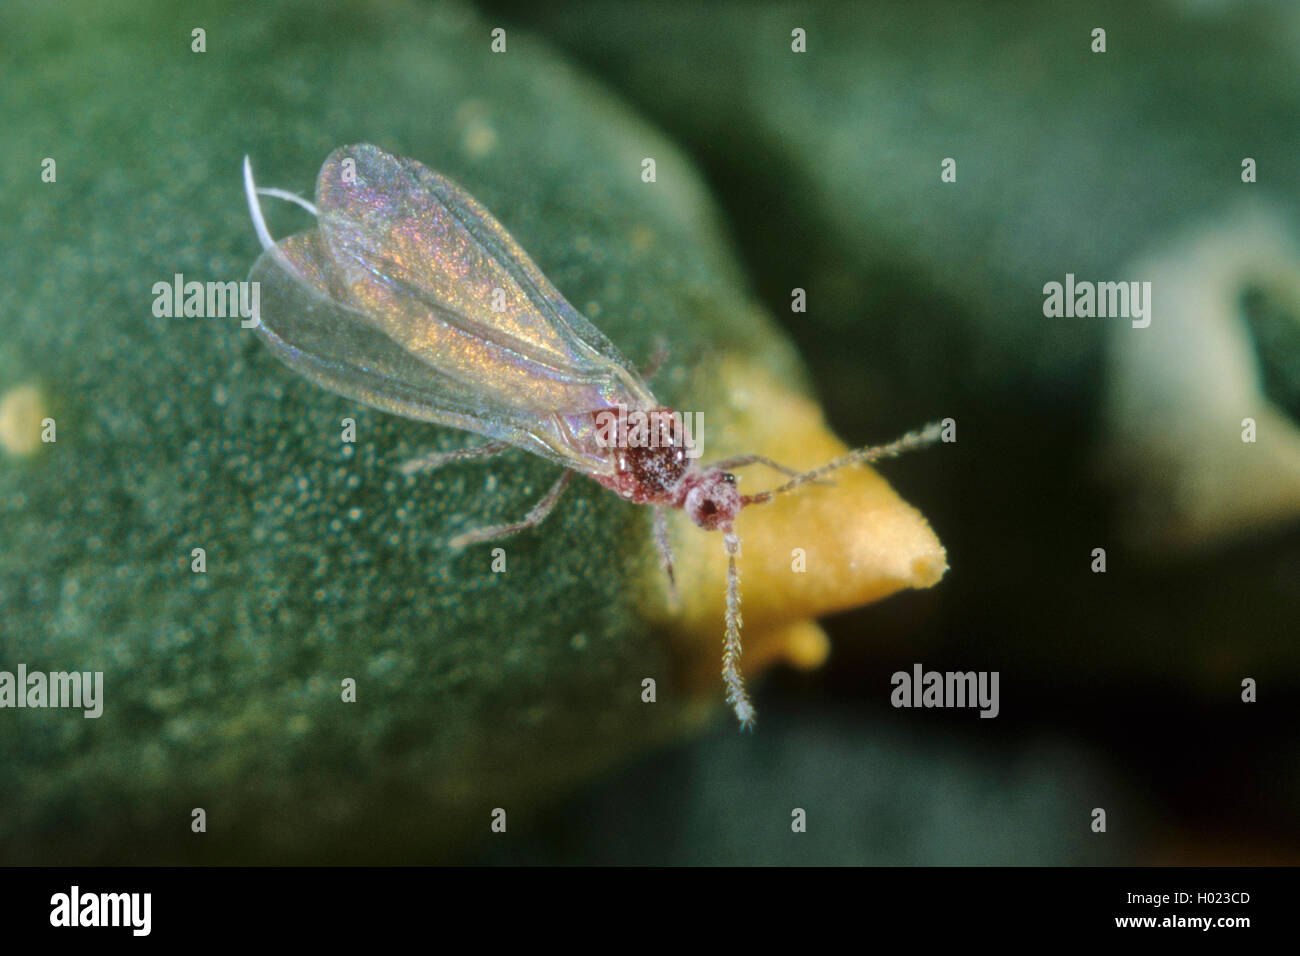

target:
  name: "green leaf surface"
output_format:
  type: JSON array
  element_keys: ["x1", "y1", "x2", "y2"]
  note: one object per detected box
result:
[{"x1": 0, "y1": 0, "x2": 806, "y2": 863}]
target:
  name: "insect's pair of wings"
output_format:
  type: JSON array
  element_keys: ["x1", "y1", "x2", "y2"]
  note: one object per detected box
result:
[{"x1": 247, "y1": 144, "x2": 657, "y2": 476}]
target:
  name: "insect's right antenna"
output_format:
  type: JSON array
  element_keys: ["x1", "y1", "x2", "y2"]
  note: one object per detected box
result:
[
  {"x1": 740, "y1": 420, "x2": 946, "y2": 507},
  {"x1": 722, "y1": 530, "x2": 755, "y2": 730}
]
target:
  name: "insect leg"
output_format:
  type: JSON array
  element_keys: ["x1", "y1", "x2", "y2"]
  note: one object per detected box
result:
[
  {"x1": 447, "y1": 470, "x2": 573, "y2": 549},
  {"x1": 652, "y1": 505, "x2": 680, "y2": 609},
  {"x1": 399, "y1": 440, "x2": 512, "y2": 476},
  {"x1": 638, "y1": 340, "x2": 670, "y2": 380}
]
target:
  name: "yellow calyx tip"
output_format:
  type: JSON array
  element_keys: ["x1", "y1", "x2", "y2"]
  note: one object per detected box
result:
[{"x1": 661, "y1": 354, "x2": 948, "y2": 700}]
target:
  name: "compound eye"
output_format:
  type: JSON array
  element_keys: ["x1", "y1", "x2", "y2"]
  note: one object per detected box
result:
[{"x1": 722, "y1": 472, "x2": 737, "y2": 484}]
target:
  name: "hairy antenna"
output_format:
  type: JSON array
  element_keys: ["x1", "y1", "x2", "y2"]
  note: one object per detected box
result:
[
  {"x1": 741, "y1": 420, "x2": 945, "y2": 507},
  {"x1": 721, "y1": 530, "x2": 755, "y2": 730}
]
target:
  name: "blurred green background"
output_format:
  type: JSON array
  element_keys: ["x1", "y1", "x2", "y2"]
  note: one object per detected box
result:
[{"x1": 1, "y1": 0, "x2": 1297, "y2": 864}]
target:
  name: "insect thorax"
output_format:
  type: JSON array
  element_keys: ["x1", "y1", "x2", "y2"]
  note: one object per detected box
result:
[{"x1": 591, "y1": 406, "x2": 690, "y2": 502}]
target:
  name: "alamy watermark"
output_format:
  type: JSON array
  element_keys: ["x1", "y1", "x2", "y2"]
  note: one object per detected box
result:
[
  {"x1": 50, "y1": 886, "x2": 150, "y2": 936},
  {"x1": 891, "y1": 663, "x2": 999, "y2": 718},
  {"x1": 0, "y1": 664, "x2": 103, "y2": 718},
  {"x1": 592, "y1": 406, "x2": 704, "y2": 459},
  {"x1": 1042, "y1": 273, "x2": 1151, "y2": 328},
  {"x1": 152, "y1": 273, "x2": 260, "y2": 327}
]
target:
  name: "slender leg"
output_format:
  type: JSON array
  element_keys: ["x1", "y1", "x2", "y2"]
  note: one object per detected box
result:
[
  {"x1": 639, "y1": 340, "x2": 670, "y2": 380},
  {"x1": 399, "y1": 440, "x2": 511, "y2": 476},
  {"x1": 708, "y1": 454, "x2": 835, "y2": 486},
  {"x1": 447, "y1": 471, "x2": 573, "y2": 549},
  {"x1": 652, "y1": 506, "x2": 679, "y2": 609}
]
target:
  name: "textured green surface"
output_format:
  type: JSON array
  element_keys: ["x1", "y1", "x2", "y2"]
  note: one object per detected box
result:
[{"x1": 0, "y1": 0, "x2": 806, "y2": 863}]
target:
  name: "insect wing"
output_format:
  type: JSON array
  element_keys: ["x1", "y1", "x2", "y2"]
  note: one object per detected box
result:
[
  {"x1": 248, "y1": 144, "x2": 657, "y2": 474},
  {"x1": 250, "y1": 233, "x2": 559, "y2": 459}
]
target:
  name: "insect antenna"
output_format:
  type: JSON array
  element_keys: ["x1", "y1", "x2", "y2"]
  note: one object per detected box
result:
[
  {"x1": 740, "y1": 420, "x2": 945, "y2": 507},
  {"x1": 722, "y1": 530, "x2": 756, "y2": 730}
]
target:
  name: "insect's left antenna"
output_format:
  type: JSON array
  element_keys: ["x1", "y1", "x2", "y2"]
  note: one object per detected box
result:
[
  {"x1": 741, "y1": 420, "x2": 946, "y2": 507},
  {"x1": 243, "y1": 156, "x2": 276, "y2": 252}
]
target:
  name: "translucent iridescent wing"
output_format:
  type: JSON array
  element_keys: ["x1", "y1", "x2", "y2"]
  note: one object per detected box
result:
[{"x1": 246, "y1": 144, "x2": 657, "y2": 475}]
